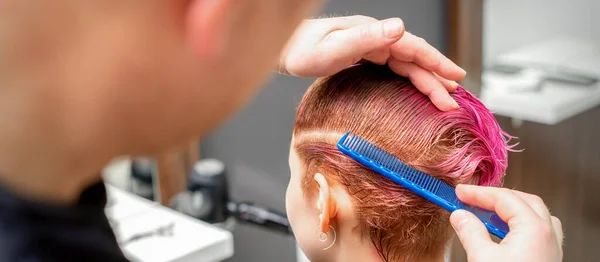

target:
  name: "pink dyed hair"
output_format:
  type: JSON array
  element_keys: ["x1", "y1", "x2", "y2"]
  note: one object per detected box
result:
[{"x1": 293, "y1": 63, "x2": 515, "y2": 261}]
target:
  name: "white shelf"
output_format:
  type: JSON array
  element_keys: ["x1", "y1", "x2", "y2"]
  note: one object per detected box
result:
[
  {"x1": 481, "y1": 73, "x2": 600, "y2": 125},
  {"x1": 481, "y1": 38, "x2": 600, "y2": 125},
  {"x1": 105, "y1": 183, "x2": 233, "y2": 262}
]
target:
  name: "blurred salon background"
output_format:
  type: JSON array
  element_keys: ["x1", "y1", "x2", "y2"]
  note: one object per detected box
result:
[{"x1": 103, "y1": 1, "x2": 600, "y2": 261}]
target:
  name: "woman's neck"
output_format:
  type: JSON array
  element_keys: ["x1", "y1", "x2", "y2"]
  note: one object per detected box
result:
[{"x1": 328, "y1": 233, "x2": 446, "y2": 262}]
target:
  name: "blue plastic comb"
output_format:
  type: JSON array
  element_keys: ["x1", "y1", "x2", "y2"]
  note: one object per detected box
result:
[{"x1": 337, "y1": 132, "x2": 509, "y2": 239}]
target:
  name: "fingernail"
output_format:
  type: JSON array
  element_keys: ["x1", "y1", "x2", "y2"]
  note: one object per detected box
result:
[
  {"x1": 448, "y1": 82, "x2": 460, "y2": 93},
  {"x1": 451, "y1": 98, "x2": 459, "y2": 109},
  {"x1": 450, "y1": 210, "x2": 470, "y2": 231},
  {"x1": 384, "y1": 19, "x2": 404, "y2": 38},
  {"x1": 460, "y1": 68, "x2": 467, "y2": 76}
]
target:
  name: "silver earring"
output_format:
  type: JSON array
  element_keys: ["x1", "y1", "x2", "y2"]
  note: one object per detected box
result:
[{"x1": 316, "y1": 226, "x2": 337, "y2": 251}]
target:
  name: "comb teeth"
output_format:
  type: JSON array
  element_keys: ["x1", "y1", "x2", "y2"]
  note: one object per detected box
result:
[
  {"x1": 343, "y1": 133, "x2": 474, "y2": 212},
  {"x1": 437, "y1": 183, "x2": 457, "y2": 203},
  {"x1": 342, "y1": 134, "x2": 439, "y2": 191},
  {"x1": 338, "y1": 133, "x2": 509, "y2": 239}
]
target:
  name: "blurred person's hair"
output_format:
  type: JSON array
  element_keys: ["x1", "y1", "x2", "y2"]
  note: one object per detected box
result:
[{"x1": 293, "y1": 63, "x2": 514, "y2": 261}]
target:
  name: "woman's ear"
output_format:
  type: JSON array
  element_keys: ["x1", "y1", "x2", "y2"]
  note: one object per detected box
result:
[
  {"x1": 314, "y1": 173, "x2": 338, "y2": 233},
  {"x1": 185, "y1": 0, "x2": 234, "y2": 58}
]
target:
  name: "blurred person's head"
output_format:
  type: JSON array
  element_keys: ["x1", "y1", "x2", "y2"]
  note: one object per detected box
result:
[
  {"x1": 0, "y1": 0, "x2": 321, "y2": 183},
  {"x1": 286, "y1": 63, "x2": 513, "y2": 261}
]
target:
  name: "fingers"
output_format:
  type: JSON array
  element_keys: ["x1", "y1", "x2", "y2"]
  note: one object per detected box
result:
[
  {"x1": 550, "y1": 216, "x2": 564, "y2": 260},
  {"x1": 510, "y1": 190, "x2": 551, "y2": 221},
  {"x1": 388, "y1": 60, "x2": 459, "y2": 111},
  {"x1": 363, "y1": 49, "x2": 390, "y2": 65},
  {"x1": 455, "y1": 185, "x2": 543, "y2": 228},
  {"x1": 551, "y1": 216, "x2": 564, "y2": 260},
  {"x1": 455, "y1": 185, "x2": 564, "y2": 261},
  {"x1": 434, "y1": 73, "x2": 459, "y2": 92},
  {"x1": 450, "y1": 210, "x2": 495, "y2": 251},
  {"x1": 328, "y1": 16, "x2": 404, "y2": 40},
  {"x1": 326, "y1": 15, "x2": 379, "y2": 29},
  {"x1": 390, "y1": 32, "x2": 466, "y2": 81},
  {"x1": 551, "y1": 216, "x2": 564, "y2": 244},
  {"x1": 322, "y1": 18, "x2": 405, "y2": 64}
]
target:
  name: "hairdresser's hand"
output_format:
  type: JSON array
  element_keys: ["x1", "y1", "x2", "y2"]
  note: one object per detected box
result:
[
  {"x1": 388, "y1": 32, "x2": 465, "y2": 111},
  {"x1": 450, "y1": 185, "x2": 564, "y2": 262},
  {"x1": 278, "y1": 15, "x2": 465, "y2": 111}
]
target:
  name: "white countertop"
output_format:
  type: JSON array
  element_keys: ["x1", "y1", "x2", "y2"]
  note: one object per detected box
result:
[
  {"x1": 105, "y1": 184, "x2": 234, "y2": 262},
  {"x1": 481, "y1": 37, "x2": 600, "y2": 125}
]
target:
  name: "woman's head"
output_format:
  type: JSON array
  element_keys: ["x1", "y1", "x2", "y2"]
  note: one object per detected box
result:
[{"x1": 286, "y1": 64, "x2": 513, "y2": 261}]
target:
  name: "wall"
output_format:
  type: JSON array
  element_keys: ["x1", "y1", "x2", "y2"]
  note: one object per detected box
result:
[
  {"x1": 200, "y1": 1, "x2": 448, "y2": 261},
  {"x1": 483, "y1": 0, "x2": 600, "y2": 65},
  {"x1": 481, "y1": 1, "x2": 600, "y2": 261}
]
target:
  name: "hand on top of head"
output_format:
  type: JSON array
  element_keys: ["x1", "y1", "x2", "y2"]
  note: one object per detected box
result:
[{"x1": 278, "y1": 15, "x2": 466, "y2": 111}]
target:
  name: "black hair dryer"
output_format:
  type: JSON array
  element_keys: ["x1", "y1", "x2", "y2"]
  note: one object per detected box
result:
[{"x1": 170, "y1": 159, "x2": 293, "y2": 236}]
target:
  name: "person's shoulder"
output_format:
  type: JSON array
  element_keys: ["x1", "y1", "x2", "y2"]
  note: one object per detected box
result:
[{"x1": 0, "y1": 182, "x2": 129, "y2": 262}]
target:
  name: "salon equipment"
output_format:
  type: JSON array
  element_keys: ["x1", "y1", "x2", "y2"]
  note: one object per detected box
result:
[
  {"x1": 227, "y1": 201, "x2": 293, "y2": 235},
  {"x1": 105, "y1": 184, "x2": 234, "y2": 262},
  {"x1": 170, "y1": 159, "x2": 230, "y2": 223},
  {"x1": 481, "y1": 37, "x2": 600, "y2": 125},
  {"x1": 170, "y1": 159, "x2": 293, "y2": 236},
  {"x1": 119, "y1": 222, "x2": 175, "y2": 246},
  {"x1": 129, "y1": 158, "x2": 156, "y2": 200},
  {"x1": 337, "y1": 132, "x2": 509, "y2": 239},
  {"x1": 487, "y1": 65, "x2": 598, "y2": 92}
]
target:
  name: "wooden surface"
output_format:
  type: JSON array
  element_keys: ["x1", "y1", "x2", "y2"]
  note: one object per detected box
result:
[
  {"x1": 496, "y1": 108, "x2": 600, "y2": 262},
  {"x1": 450, "y1": 107, "x2": 600, "y2": 261},
  {"x1": 447, "y1": 1, "x2": 484, "y2": 261},
  {"x1": 448, "y1": 0, "x2": 483, "y2": 95}
]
